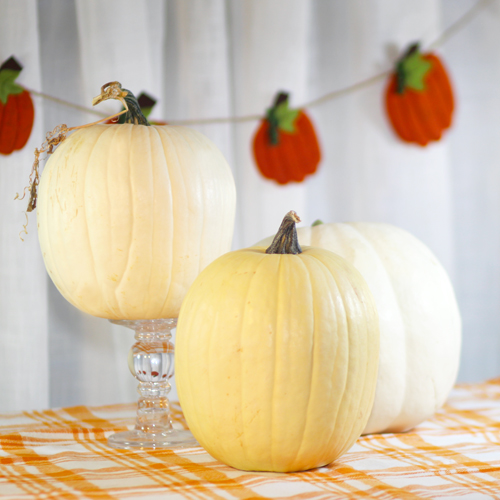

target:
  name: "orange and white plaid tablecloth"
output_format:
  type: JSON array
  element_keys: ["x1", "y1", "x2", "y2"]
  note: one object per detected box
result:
[{"x1": 1, "y1": 379, "x2": 500, "y2": 499}]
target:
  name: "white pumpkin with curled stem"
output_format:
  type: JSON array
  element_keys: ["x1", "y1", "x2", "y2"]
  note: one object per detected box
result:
[
  {"x1": 257, "y1": 220, "x2": 461, "y2": 435},
  {"x1": 36, "y1": 82, "x2": 236, "y2": 320}
]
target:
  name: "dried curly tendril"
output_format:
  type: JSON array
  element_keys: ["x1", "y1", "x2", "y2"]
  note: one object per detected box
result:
[{"x1": 15, "y1": 82, "x2": 129, "y2": 240}]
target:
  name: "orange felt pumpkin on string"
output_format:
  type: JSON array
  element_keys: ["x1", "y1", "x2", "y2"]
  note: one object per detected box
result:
[
  {"x1": 0, "y1": 56, "x2": 34, "y2": 155},
  {"x1": 252, "y1": 92, "x2": 321, "y2": 184},
  {"x1": 385, "y1": 43, "x2": 454, "y2": 146}
]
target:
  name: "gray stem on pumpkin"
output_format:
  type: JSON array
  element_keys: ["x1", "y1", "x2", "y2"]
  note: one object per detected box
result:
[
  {"x1": 122, "y1": 89, "x2": 150, "y2": 126},
  {"x1": 265, "y1": 211, "x2": 302, "y2": 255}
]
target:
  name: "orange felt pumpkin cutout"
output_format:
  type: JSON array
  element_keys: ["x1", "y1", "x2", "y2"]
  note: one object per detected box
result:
[
  {"x1": 0, "y1": 56, "x2": 35, "y2": 155},
  {"x1": 385, "y1": 43, "x2": 454, "y2": 147},
  {"x1": 252, "y1": 92, "x2": 321, "y2": 184}
]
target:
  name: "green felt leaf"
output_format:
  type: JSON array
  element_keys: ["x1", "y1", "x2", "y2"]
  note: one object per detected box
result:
[
  {"x1": 274, "y1": 101, "x2": 300, "y2": 133},
  {"x1": 399, "y1": 50, "x2": 432, "y2": 92},
  {"x1": 0, "y1": 69, "x2": 23, "y2": 104},
  {"x1": 311, "y1": 219, "x2": 324, "y2": 226}
]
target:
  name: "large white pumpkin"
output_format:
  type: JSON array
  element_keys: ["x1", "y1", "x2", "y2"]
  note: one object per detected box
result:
[
  {"x1": 258, "y1": 222, "x2": 461, "y2": 434},
  {"x1": 37, "y1": 123, "x2": 236, "y2": 320}
]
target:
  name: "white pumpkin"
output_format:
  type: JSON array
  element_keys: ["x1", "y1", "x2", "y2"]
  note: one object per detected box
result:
[
  {"x1": 258, "y1": 222, "x2": 461, "y2": 434},
  {"x1": 37, "y1": 120, "x2": 236, "y2": 320}
]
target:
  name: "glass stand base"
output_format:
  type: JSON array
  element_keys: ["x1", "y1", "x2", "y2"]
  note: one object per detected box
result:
[
  {"x1": 108, "y1": 318, "x2": 198, "y2": 450},
  {"x1": 108, "y1": 428, "x2": 198, "y2": 450}
]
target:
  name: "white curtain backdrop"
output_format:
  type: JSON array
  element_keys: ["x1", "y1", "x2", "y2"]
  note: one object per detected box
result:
[{"x1": 0, "y1": 0, "x2": 499, "y2": 412}]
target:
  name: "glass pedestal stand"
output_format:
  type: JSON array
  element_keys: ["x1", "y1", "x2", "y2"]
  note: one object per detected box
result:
[{"x1": 107, "y1": 318, "x2": 198, "y2": 449}]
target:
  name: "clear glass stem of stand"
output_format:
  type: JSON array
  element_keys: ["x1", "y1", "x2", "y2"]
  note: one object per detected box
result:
[{"x1": 107, "y1": 318, "x2": 197, "y2": 450}]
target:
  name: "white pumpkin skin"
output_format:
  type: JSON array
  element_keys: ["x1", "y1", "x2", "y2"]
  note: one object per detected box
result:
[
  {"x1": 258, "y1": 222, "x2": 461, "y2": 434},
  {"x1": 175, "y1": 245, "x2": 380, "y2": 472},
  {"x1": 37, "y1": 124, "x2": 236, "y2": 320}
]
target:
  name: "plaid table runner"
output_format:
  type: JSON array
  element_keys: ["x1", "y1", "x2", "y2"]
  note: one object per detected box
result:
[{"x1": 0, "y1": 379, "x2": 499, "y2": 499}]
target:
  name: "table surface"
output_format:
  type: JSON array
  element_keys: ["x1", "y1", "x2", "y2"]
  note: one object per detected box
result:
[{"x1": 0, "y1": 379, "x2": 500, "y2": 499}]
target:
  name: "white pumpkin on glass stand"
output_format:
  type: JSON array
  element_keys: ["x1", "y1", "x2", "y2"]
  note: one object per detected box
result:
[{"x1": 35, "y1": 82, "x2": 236, "y2": 449}]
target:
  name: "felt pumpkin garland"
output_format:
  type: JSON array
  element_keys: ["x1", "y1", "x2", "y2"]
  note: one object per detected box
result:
[
  {"x1": 0, "y1": 56, "x2": 34, "y2": 155},
  {"x1": 252, "y1": 92, "x2": 321, "y2": 185},
  {"x1": 385, "y1": 43, "x2": 454, "y2": 146}
]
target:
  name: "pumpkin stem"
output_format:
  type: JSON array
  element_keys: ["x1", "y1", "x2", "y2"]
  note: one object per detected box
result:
[
  {"x1": 92, "y1": 82, "x2": 150, "y2": 126},
  {"x1": 311, "y1": 219, "x2": 323, "y2": 226},
  {"x1": 266, "y1": 211, "x2": 303, "y2": 255}
]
